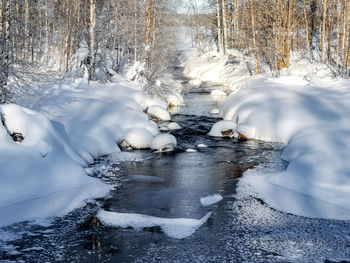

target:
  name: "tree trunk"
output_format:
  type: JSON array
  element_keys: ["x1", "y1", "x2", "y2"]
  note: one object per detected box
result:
[
  {"x1": 222, "y1": 0, "x2": 228, "y2": 54},
  {"x1": 89, "y1": 0, "x2": 96, "y2": 80},
  {"x1": 335, "y1": 0, "x2": 342, "y2": 67},
  {"x1": 216, "y1": 0, "x2": 223, "y2": 54},
  {"x1": 24, "y1": 0, "x2": 29, "y2": 61},
  {"x1": 145, "y1": 0, "x2": 152, "y2": 69},
  {"x1": 303, "y1": 0, "x2": 310, "y2": 54},
  {"x1": 250, "y1": 0, "x2": 259, "y2": 74},
  {"x1": 320, "y1": 0, "x2": 328, "y2": 63},
  {"x1": 134, "y1": 0, "x2": 137, "y2": 62},
  {"x1": 342, "y1": 1, "x2": 350, "y2": 77}
]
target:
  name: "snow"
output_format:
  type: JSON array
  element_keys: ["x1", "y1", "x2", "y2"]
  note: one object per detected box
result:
[
  {"x1": 123, "y1": 128, "x2": 154, "y2": 149},
  {"x1": 210, "y1": 108, "x2": 220, "y2": 114},
  {"x1": 167, "y1": 122, "x2": 182, "y2": 130},
  {"x1": 219, "y1": 79, "x2": 350, "y2": 219},
  {"x1": 151, "y1": 133, "x2": 177, "y2": 152},
  {"x1": 186, "y1": 148, "x2": 197, "y2": 153},
  {"x1": 208, "y1": 120, "x2": 237, "y2": 137},
  {"x1": 211, "y1": 90, "x2": 227, "y2": 96},
  {"x1": 128, "y1": 175, "x2": 165, "y2": 183},
  {"x1": 147, "y1": 105, "x2": 171, "y2": 121},
  {"x1": 200, "y1": 194, "x2": 223, "y2": 207},
  {"x1": 197, "y1": 143, "x2": 208, "y2": 148},
  {"x1": 0, "y1": 68, "x2": 174, "y2": 227},
  {"x1": 97, "y1": 210, "x2": 212, "y2": 239},
  {"x1": 185, "y1": 48, "x2": 350, "y2": 219}
]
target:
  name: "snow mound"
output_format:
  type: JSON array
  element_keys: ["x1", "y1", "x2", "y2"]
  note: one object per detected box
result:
[
  {"x1": 197, "y1": 143, "x2": 208, "y2": 148},
  {"x1": 165, "y1": 90, "x2": 185, "y2": 107},
  {"x1": 97, "y1": 210, "x2": 212, "y2": 239},
  {"x1": 147, "y1": 105, "x2": 171, "y2": 121},
  {"x1": 220, "y1": 78, "x2": 350, "y2": 219},
  {"x1": 210, "y1": 108, "x2": 220, "y2": 114},
  {"x1": 189, "y1": 79, "x2": 202, "y2": 86},
  {"x1": 146, "y1": 97, "x2": 168, "y2": 110},
  {"x1": 208, "y1": 120, "x2": 237, "y2": 137},
  {"x1": 123, "y1": 128, "x2": 154, "y2": 149},
  {"x1": 167, "y1": 122, "x2": 182, "y2": 130},
  {"x1": 200, "y1": 194, "x2": 223, "y2": 207},
  {"x1": 186, "y1": 148, "x2": 197, "y2": 153},
  {"x1": 211, "y1": 90, "x2": 227, "y2": 96},
  {"x1": 151, "y1": 133, "x2": 177, "y2": 151},
  {"x1": 129, "y1": 175, "x2": 164, "y2": 183},
  {"x1": 0, "y1": 104, "x2": 110, "y2": 226}
]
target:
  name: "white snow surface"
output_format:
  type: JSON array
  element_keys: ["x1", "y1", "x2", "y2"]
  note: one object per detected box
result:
[
  {"x1": 151, "y1": 133, "x2": 177, "y2": 151},
  {"x1": 220, "y1": 78, "x2": 350, "y2": 219},
  {"x1": 200, "y1": 194, "x2": 223, "y2": 207},
  {"x1": 185, "y1": 48, "x2": 350, "y2": 219},
  {"x1": 167, "y1": 122, "x2": 182, "y2": 130},
  {"x1": 147, "y1": 105, "x2": 171, "y2": 121},
  {"x1": 123, "y1": 128, "x2": 154, "y2": 149},
  {"x1": 211, "y1": 90, "x2": 227, "y2": 96},
  {"x1": 97, "y1": 210, "x2": 212, "y2": 239},
  {"x1": 0, "y1": 74, "x2": 172, "y2": 227},
  {"x1": 208, "y1": 120, "x2": 237, "y2": 137}
]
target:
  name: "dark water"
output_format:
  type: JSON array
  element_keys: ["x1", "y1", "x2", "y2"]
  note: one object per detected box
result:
[{"x1": 1, "y1": 87, "x2": 350, "y2": 263}]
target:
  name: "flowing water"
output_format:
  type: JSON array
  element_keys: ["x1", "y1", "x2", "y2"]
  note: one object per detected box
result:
[{"x1": 1, "y1": 81, "x2": 350, "y2": 263}]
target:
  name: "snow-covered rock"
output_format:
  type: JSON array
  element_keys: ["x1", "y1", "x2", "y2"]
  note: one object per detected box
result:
[
  {"x1": 147, "y1": 105, "x2": 171, "y2": 121},
  {"x1": 151, "y1": 133, "x2": 177, "y2": 151},
  {"x1": 208, "y1": 120, "x2": 237, "y2": 137},
  {"x1": 167, "y1": 122, "x2": 182, "y2": 130},
  {"x1": 211, "y1": 90, "x2": 227, "y2": 96},
  {"x1": 97, "y1": 210, "x2": 212, "y2": 239},
  {"x1": 123, "y1": 128, "x2": 154, "y2": 149}
]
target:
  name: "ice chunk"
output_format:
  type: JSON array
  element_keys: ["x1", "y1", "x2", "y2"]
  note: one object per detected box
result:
[
  {"x1": 129, "y1": 175, "x2": 164, "y2": 183},
  {"x1": 208, "y1": 120, "x2": 237, "y2": 137},
  {"x1": 147, "y1": 105, "x2": 171, "y2": 121},
  {"x1": 186, "y1": 148, "x2": 197, "y2": 153},
  {"x1": 97, "y1": 210, "x2": 212, "y2": 239},
  {"x1": 167, "y1": 122, "x2": 182, "y2": 130},
  {"x1": 200, "y1": 194, "x2": 223, "y2": 207},
  {"x1": 123, "y1": 128, "x2": 154, "y2": 149},
  {"x1": 151, "y1": 133, "x2": 177, "y2": 151}
]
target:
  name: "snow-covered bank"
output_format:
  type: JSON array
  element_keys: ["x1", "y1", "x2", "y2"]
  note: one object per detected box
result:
[
  {"x1": 184, "y1": 50, "x2": 350, "y2": 219},
  {"x1": 183, "y1": 50, "x2": 336, "y2": 92},
  {"x1": 222, "y1": 79, "x2": 350, "y2": 219},
  {"x1": 0, "y1": 72, "x2": 177, "y2": 227}
]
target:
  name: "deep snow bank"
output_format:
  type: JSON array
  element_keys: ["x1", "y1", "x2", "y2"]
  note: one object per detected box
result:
[
  {"x1": 0, "y1": 75, "x2": 176, "y2": 227},
  {"x1": 183, "y1": 50, "x2": 260, "y2": 91},
  {"x1": 0, "y1": 104, "x2": 110, "y2": 226},
  {"x1": 220, "y1": 79, "x2": 350, "y2": 219},
  {"x1": 183, "y1": 50, "x2": 336, "y2": 92}
]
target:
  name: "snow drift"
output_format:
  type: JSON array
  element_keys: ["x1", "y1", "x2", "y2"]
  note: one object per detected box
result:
[
  {"x1": 0, "y1": 75, "x2": 176, "y2": 227},
  {"x1": 219, "y1": 79, "x2": 350, "y2": 219}
]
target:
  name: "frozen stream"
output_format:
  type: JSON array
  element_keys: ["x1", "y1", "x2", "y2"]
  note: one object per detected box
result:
[{"x1": 1, "y1": 80, "x2": 350, "y2": 263}]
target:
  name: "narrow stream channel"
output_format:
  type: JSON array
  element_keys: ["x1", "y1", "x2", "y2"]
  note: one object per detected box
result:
[{"x1": 1, "y1": 79, "x2": 350, "y2": 263}]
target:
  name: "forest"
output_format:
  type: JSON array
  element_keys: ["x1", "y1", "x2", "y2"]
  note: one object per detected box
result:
[{"x1": 1, "y1": 0, "x2": 350, "y2": 103}]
